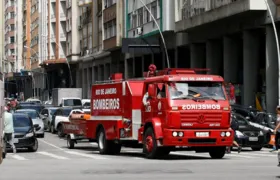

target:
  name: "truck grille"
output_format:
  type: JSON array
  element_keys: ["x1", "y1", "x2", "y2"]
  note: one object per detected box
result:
[
  {"x1": 188, "y1": 138, "x2": 216, "y2": 144},
  {"x1": 180, "y1": 112, "x2": 222, "y2": 127}
]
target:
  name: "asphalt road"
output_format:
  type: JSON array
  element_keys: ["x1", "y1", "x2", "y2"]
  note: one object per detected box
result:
[{"x1": 0, "y1": 133, "x2": 280, "y2": 180}]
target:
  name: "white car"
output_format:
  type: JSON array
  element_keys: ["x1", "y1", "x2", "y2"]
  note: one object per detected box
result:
[{"x1": 53, "y1": 108, "x2": 84, "y2": 137}]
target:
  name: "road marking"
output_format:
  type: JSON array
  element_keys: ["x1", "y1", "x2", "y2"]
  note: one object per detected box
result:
[
  {"x1": 231, "y1": 151, "x2": 276, "y2": 157},
  {"x1": 225, "y1": 153, "x2": 256, "y2": 159},
  {"x1": 171, "y1": 152, "x2": 211, "y2": 158},
  {"x1": 90, "y1": 143, "x2": 98, "y2": 146},
  {"x1": 10, "y1": 154, "x2": 28, "y2": 160},
  {"x1": 37, "y1": 151, "x2": 69, "y2": 160},
  {"x1": 38, "y1": 139, "x2": 64, "y2": 151},
  {"x1": 64, "y1": 151, "x2": 108, "y2": 160}
]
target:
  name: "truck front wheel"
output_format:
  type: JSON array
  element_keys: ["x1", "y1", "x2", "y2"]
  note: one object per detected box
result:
[
  {"x1": 143, "y1": 127, "x2": 160, "y2": 159},
  {"x1": 209, "y1": 146, "x2": 226, "y2": 159}
]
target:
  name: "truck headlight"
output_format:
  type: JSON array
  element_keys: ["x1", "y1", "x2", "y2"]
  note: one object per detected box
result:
[
  {"x1": 220, "y1": 132, "x2": 226, "y2": 137},
  {"x1": 226, "y1": 132, "x2": 231, "y2": 137},
  {"x1": 25, "y1": 132, "x2": 34, "y2": 138},
  {"x1": 172, "y1": 132, "x2": 178, "y2": 137}
]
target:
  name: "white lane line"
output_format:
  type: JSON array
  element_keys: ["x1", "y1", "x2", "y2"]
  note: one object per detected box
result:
[
  {"x1": 171, "y1": 152, "x2": 211, "y2": 158},
  {"x1": 225, "y1": 153, "x2": 256, "y2": 159},
  {"x1": 10, "y1": 154, "x2": 28, "y2": 160},
  {"x1": 37, "y1": 151, "x2": 69, "y2": 160},
  {"x1": 38, "y1": 139, "x2": 64, "y2": 151},
  {"x1": 231, "y1": 151, "x2": 276, "y2": 157},
  {"x1": 64, "y1": 151, "x2": 108, "y2": 160}
]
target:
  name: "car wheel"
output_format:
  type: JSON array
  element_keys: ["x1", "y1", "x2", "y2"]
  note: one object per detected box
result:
[
  {"x1": 28, "y1": 139, "x2": 38, "y2": 152},
  {"x1": 51, "y1": 124, "x2": 56, "y2": 134},
  {"x1": 209, "y1": 146, "x2": 226, "y2": 159},
  {"x1": 57, "y1": 124, "x2": 65, "y2": 138}
]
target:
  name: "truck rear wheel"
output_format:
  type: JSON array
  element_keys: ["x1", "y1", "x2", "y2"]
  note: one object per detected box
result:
[
  {"x1": 97, "y1": 129, "x2": 121, "y2": 155},
  {"x1": 209, "y1": 146, "x2": 226, "y2": 159},
  {"x1": 143, "y1": 127, "x2": 160, "y2": 159}
]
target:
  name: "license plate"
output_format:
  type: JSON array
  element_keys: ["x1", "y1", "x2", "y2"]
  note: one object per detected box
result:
[
  {"x1": 196, "y1": 132, "x2": 209, "y2": 137},
  {"x1": 14, "y1": 139, "x2": 19, "y2": 143},
  {"x1": 249, "y1": 137, "x2": 258, "y2": 141}
]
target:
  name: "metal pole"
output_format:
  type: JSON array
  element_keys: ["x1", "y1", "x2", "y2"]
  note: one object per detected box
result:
[
  {"x1": 264, "y1": 0, "x2": 280, "y2": 105},
  {"x1": 138, "y1": 0, "x2": 170, "y2": 68}
]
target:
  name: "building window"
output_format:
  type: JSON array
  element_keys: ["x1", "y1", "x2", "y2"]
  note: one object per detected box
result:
[
  {"x1": 10, "y1": 49, "x2": 15, "y2": 55},
  {"x1": 10, "y1": 36, "x2": 15, "y2": 43},
  {"x1": 10, "y1": 12, "x2": 15, "y2": 19},
  {"x1": 138, "y1": 8, "x2": 143, "y2": 26},
  {"x1": 132, "y1": 14, "x2": 137, "y2": 29},
  {"x1": 151, "y1": 1, "x2": 157, "y2": 19},
  {"x1": 104, "y1": 19, "x2": 116, "y2": 40},
  {"x1": 144, "y1": 9, "x2": 150, "y2": 23},
  {"x1": 10, "y1": 24, "x2": 15, "y2": 31},
  {"x1": 104, "y1": 0, "x2": 116, "y2": 8}
]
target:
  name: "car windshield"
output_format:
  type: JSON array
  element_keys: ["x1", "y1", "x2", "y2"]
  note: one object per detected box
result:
[
  {"x1": 63, "y1": 109, "x2": 72, "y2": 116},
  {"x1": 234, "y1": 114, "x2": 249, "y2": 126},
  {"x1": 49, "y1": 109, "x2": 58, "y2": 115},
  {"x1": 13, "y1": 115, "x2": 31, "y2": 127},
  {"x1": 83, "y1": 102, "x2": 90, "y2": 107},
  {"x1": 168, "y1": 82, "x2": 226, "y2": 100},
  {"x1": 18, "y1": 105, "x2": 43, "y2": 113},
  {"x1": 17, "y1": 111, "x2": 39, "y2": 119},
  {"x1": 64, "y1": 99, "x2": 82, "y2": 106}
]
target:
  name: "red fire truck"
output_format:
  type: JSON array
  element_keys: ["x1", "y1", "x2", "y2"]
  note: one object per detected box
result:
[{"x1": 66, "y1": 67, "x2": 234, "y2": 159}]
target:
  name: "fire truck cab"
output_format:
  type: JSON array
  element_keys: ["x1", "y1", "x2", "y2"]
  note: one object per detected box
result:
[{"x1": 88, "y1": 68, "x2": 234, "y2": 159}]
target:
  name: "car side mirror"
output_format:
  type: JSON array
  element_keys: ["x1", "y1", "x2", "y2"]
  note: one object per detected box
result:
[
  {"x1": 148, "y1": 84, "x2": 156, "y2": 97},
  {"x1": 44, "y1": 113, "x2": 48, "y2": 117},
  {"x1": 245, "y1": 116, "x2": 250, "y2": 120},
  {"x1": 35, "y1": 126, "x2": 41, "y2": 131}
]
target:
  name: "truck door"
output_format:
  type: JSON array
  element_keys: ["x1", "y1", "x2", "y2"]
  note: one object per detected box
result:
[
  {"x1": 142, "y1": 83, "x2": 156, "y2": 122},
  {"x1": 154, "y1": 83, "x2": 166, "y2": 123}
]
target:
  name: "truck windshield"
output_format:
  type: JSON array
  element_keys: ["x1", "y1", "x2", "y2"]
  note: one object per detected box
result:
[
  {"x1": 64, "y1": 99, "x2": 82, "y2": 106},
  {"x1": 168, "y1": 82, "x2": 226, "y2": 100}
]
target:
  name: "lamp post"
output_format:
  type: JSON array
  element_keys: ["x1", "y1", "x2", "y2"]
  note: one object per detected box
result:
[
  {"x1": 23, "y1": 46, "x2": 37, "y2": 98},
  {"x1": 41, "y1": 34, "x2": 73, "y2": 87},
  {"x1": 138, "y1": 0, "x2": 170, "y2": 68},
  {"x1": 264, "y1": 0, "x2": 280, "y2": 105}
]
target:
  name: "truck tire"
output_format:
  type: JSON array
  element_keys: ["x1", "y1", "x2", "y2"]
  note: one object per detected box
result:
[
  {"x1": 143, "y1": 127, "x2": 160, "y2": 159},
  {"x1": 209, "y1": 146, "x2": 226, "y2": 159},
  {"x1": 97, "y1": 129, "x2": 110, "y2": 154},
  {"x1": 67, "y1": 136, "x2": 75, "y2": 149}
]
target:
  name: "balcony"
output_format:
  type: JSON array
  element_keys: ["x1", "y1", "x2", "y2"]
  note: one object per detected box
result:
[
  {"x1": 176, "y1": 0, "x2": 267, "y2": 32},
  {"x1": 60, "y1": 33, "x2": 66, "y2": 41},
  {"x1": 60, "y1": 13, "x2": 67, "y2": 21}
]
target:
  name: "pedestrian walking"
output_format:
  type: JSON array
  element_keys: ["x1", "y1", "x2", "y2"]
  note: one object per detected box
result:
[
  {"x1": 3, "y1": 104, "x2": 16, "y2": 154},
  {"x1": 226, "y1": 115, "x2": 242, "y2": 153},
  {"x1": 272, "y1": 106, "x2": 280, "y2": 166}
]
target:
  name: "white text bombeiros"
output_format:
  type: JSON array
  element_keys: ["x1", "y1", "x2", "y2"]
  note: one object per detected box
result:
[
  {"x1": 93, "y1": 98, "x2": 120, "y2": 110},
  {"x1": 182, "y1": 104, "x2": 221, "y2": 110}
]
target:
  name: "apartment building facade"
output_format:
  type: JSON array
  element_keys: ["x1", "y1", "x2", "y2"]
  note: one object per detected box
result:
[
  {"x1": 123, "y1": 0, "x2": 176, "y2": 78},
  {"x1": 4, "y1": 0, "x2": 25, "y2": 98},
  {"x1": 76, "y1": 0, "x2": 125, "y2": 99},
  {"x1": 174, "y1": 0, "x2": 280, "y2": 112},
  {"x1": 0, "y1": 1, "x2": 4, "y2": 72}
]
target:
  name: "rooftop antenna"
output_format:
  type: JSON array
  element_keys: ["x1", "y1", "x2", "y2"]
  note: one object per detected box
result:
[{"x1": 138, "y1": 0, "x2": 170, "y2": 68}]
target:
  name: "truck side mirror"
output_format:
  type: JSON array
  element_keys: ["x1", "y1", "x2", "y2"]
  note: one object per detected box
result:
[{"x1": 148, "y1": 84, "x2": 156, "y2": 97}]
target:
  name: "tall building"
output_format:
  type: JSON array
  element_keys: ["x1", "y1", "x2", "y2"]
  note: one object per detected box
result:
[
  {"x1": 39, "y1": 0, "x2": 69, "y2": 97},
  {"x1": 21, "y1": 0, "x2": 48, "y2": 99},
  {"x1": 4, "y1": 0, "x2": 25, "y2": 98},
  {"x1": 0, "y1": 0, "x2": 4, "y2": 72},
  {"x1": 76, "y1": 0, "x2": 125, "y2": 99}
]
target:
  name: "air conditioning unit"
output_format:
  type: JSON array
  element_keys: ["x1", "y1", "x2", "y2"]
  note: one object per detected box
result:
[{"x1": 136, "y1": 27, "x2": 143, "y2": 35}]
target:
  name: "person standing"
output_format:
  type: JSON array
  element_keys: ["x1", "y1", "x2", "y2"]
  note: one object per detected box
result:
[{"x1": 3, "y1": 105, "x2": 16, "y2": 154}]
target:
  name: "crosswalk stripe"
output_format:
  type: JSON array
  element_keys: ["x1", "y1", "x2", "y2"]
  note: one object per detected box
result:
[
  {"x1": 10, "y1": 154, "x2": 28, "y2": 160},
  {"x1": 64, "y1": 151, "x2": 108, "y2": 160},
  {"x1": 37, "y1": 151, "x2": 69, "y2": 160},
  {"x1": 225, "y1": 153, "x2": 256, "y2": 159},
  {"x1": 171, "y1": 152, "x2": 211, "y2": 158}
]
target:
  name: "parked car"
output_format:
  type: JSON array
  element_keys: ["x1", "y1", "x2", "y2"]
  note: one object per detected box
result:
[
  {"x1": 5, "y1": 113, "x2": 39, "y2": 152},
  {"x1": 231, "y1": 112, "x2": 265, "y2": 151},
  {"x1": 15, "y1": 109, "x2": 45, "y2": 138},
  {"x1": 40, "y1": 107, "x2": 59, "y2": 131},
  {"x1": 17, "y1": 103, "x2": 45, "y2": 113},
  {"x1": 52, "y1": 108, "x2": 84, "y2": 137},
  {"x1": 231, "y1": 104, "x2": 260, "y2": 122}
]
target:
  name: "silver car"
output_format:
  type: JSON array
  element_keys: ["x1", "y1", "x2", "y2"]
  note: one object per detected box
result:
[{"x1": 15, "y1": 109, "x2": 45, "y2": 138}]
